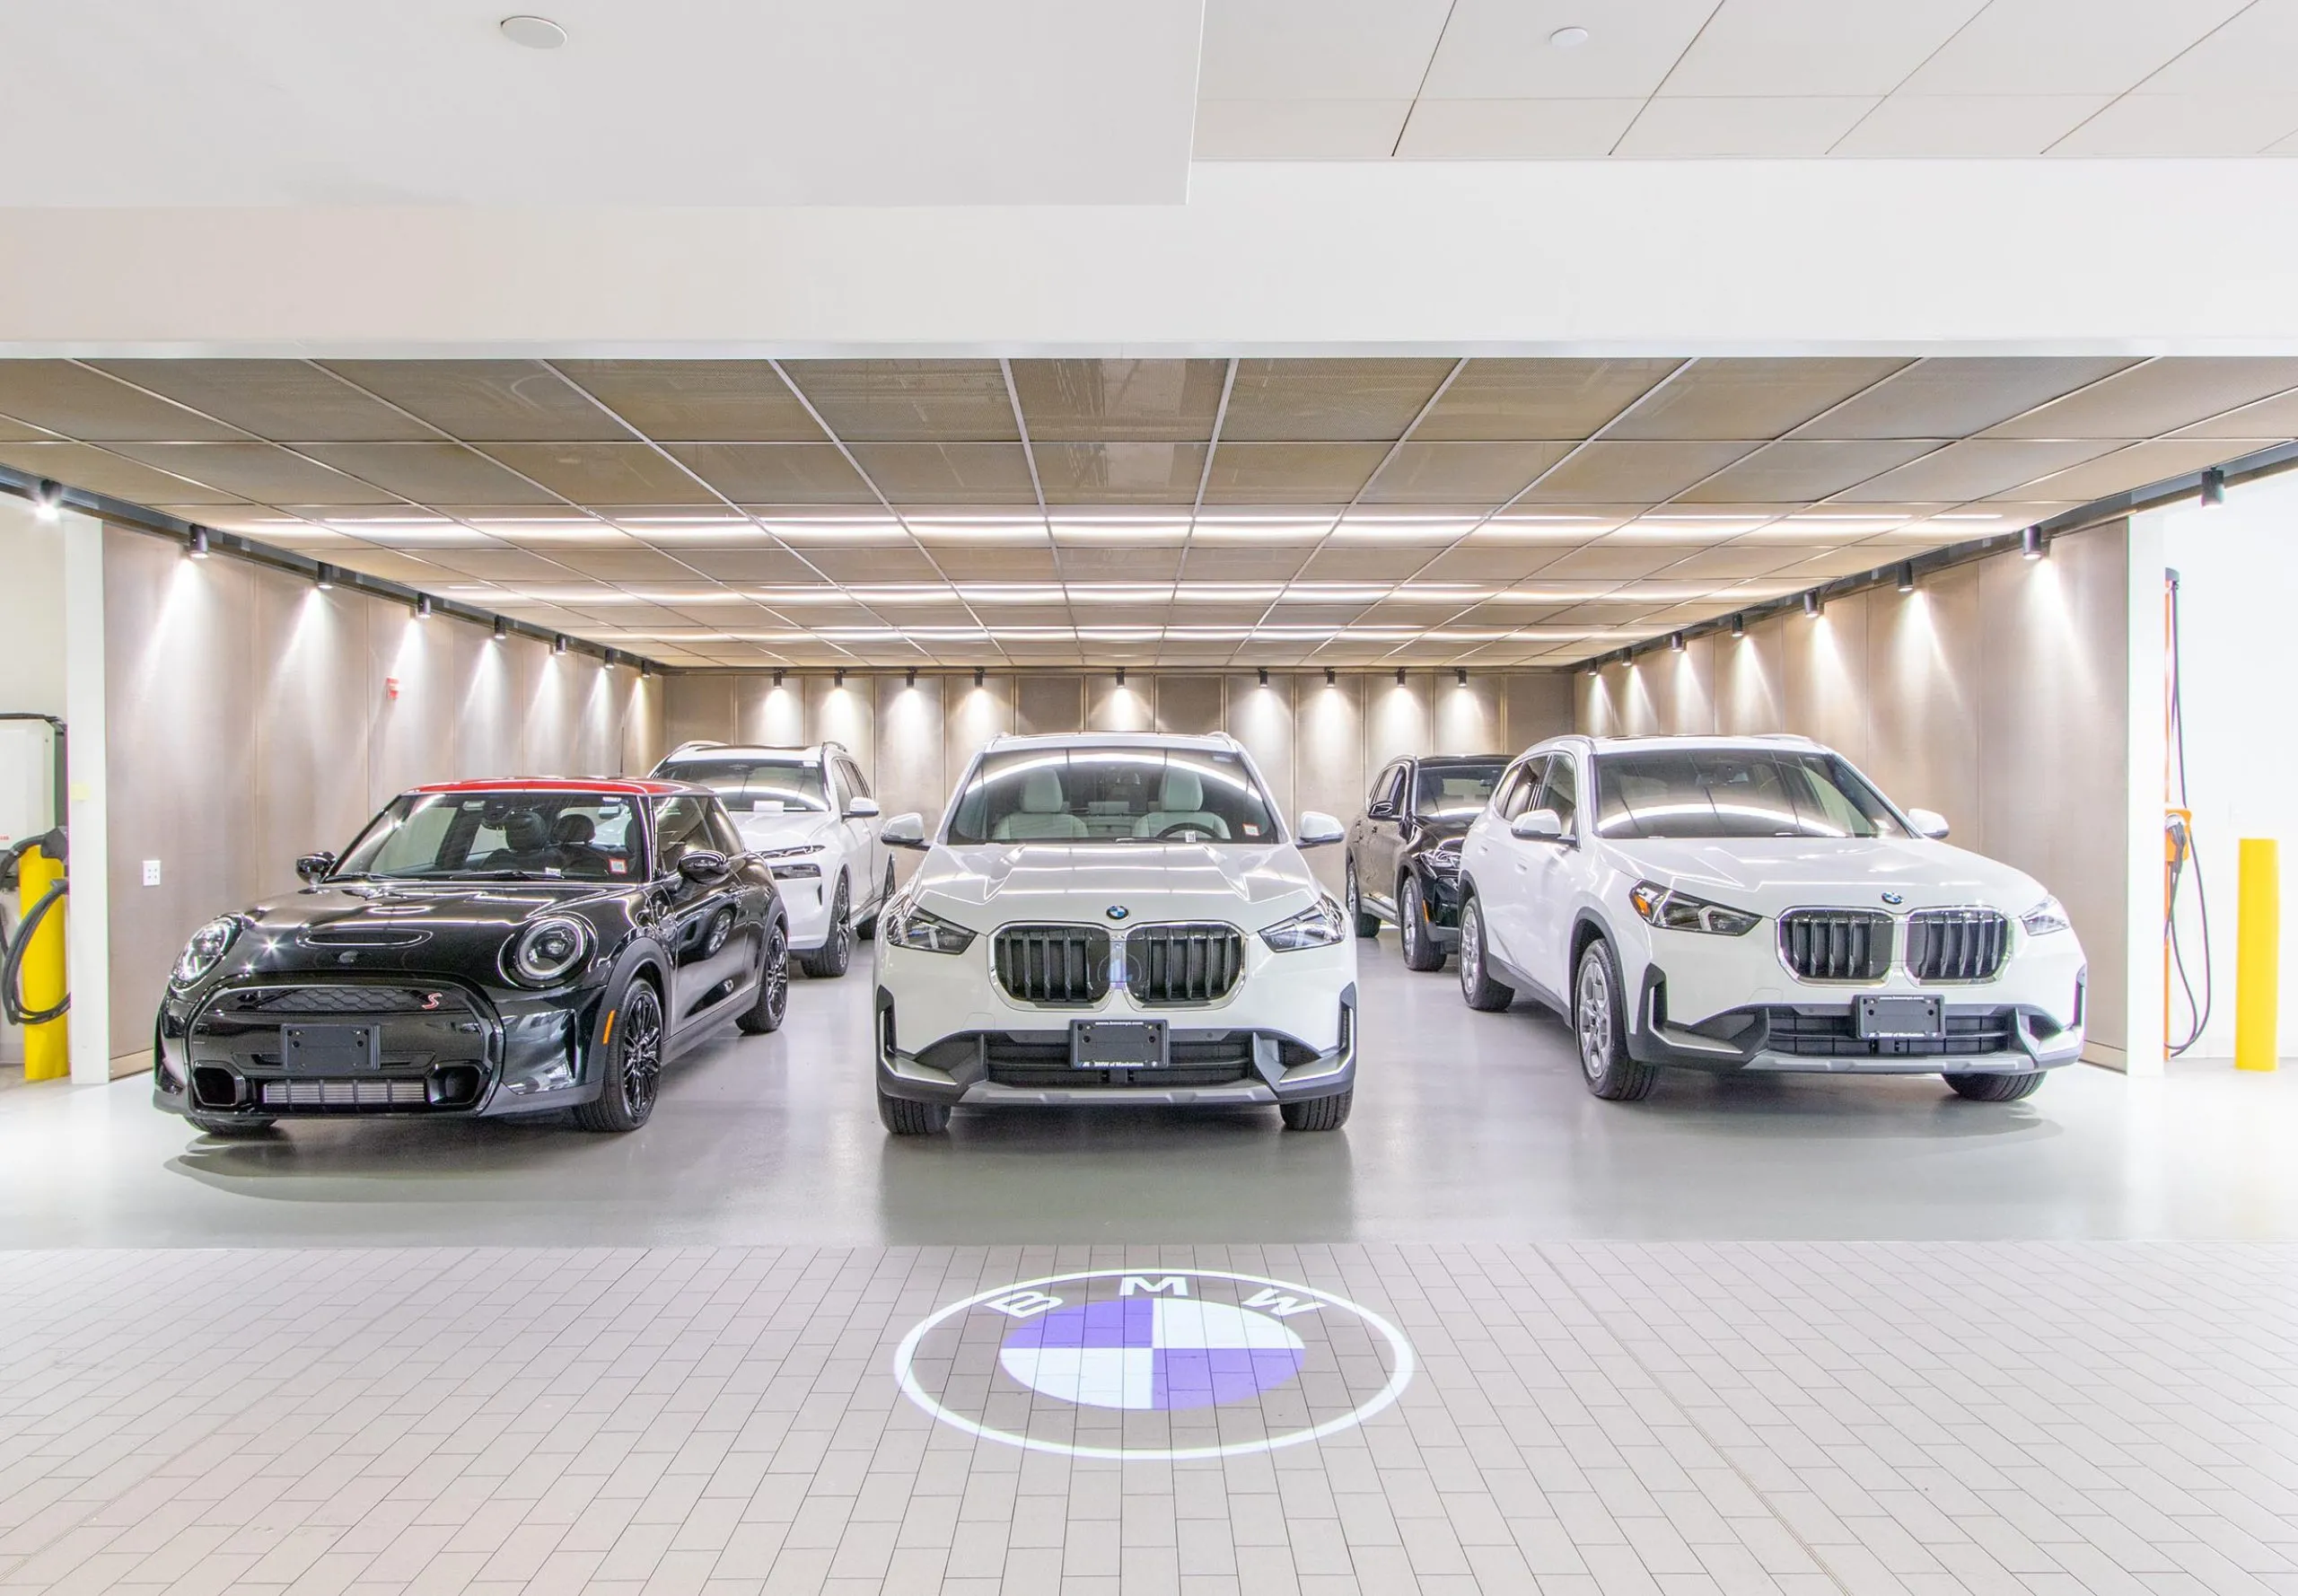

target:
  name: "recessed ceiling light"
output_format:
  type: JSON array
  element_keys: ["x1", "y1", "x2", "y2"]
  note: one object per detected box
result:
[
  {"x1": 499, "y1": 14, "x2": 566, "y2": 49},
  {"x1": 1549, "y1": 25, "x2": 1590, "y2": 48}
]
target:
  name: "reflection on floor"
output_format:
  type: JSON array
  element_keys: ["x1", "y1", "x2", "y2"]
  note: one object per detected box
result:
[
  {"x1": 4, "y1": 1241, "x2": 2294, "y2": 1596},
  {"x1": 4, "y1": 941, "x2": 2297, "y2": 1247}
]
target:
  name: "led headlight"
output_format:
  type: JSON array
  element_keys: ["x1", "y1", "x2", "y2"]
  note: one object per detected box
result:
[
  {"x1": 759, "y1": 842, "x2": 826, "y2": 880},
  {"x1": 882, "y1": 901, "x2": 976, "y2": 955},
  {"x1": 1260, "y1": 896, "x2": 1346, "y2": 951},
  {"x1": 171, "y1": 916, "x2": 238, "y2": 987},
  {"x1": 504, "y1": 916, "x2": 592, "y2": 987},
  {"x1": 1425, "y1": 839, "x2": 1463, "y2": 876},
  {"x1": 1628, "y1": 881, "x2": 1760, "y2": 936},
  {"x1": 2019, "y1": 895, "x2": 2072, "y2": 935}
]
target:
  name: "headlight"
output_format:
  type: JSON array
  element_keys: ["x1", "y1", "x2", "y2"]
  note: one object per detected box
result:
[
  {"x1": 1628, "y1": 881, "x2": 1760, "y2": 936},
  {"x1": 1425, "y1": 841, "x2": 1463, "y2": 876},
  {"x1": 2020, "y1": 895, "x2": 2072, "y2": 935},
  {"x1": 504, "y1": 916, "x2": 592, "y2": 987},
  {"x1": 759, "y1": 843, "x2": 825, "y2": 859},
  {"x1": 882, "y1": 901, "x2": 976, "y2": 955},
  {"x1": 1260, "y1": 896, "x2": 1346, "y2": 951},
  {"x1": 171, "y1": 916, "x2": 238, "y2": 987},
  {"x1": 760, "y1": 843, "x2": 826, "y2": 880}
]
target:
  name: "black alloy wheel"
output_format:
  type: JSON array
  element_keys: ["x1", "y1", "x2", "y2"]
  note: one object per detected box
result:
[
  {"x1": 738, "y1": 921, "x2": 790, "y2": 1034},
  {"x1": 1346, "y1": 860, "x2": 1380, "y2": 939},
  {"x1": 575, "y1": 980, "x2": 665, "y2": 1132},
  {"x1": 1399, "y1": 876, "x2": 1445, "y2": 972},
  {"x1": 802, "y1": 876, "x2": 854, "y2": 978}
]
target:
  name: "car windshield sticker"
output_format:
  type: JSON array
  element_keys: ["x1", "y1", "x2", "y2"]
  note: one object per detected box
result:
[
  {"x1": 1242, "y1": 823, "x2": 1260, "y2": 837},
  {"x1": 609, "y1": 859, "x2": 627, "y2": 874},
  {"x1": 893, "y1": 1269, "x2": 1414, "y2": 1460}
]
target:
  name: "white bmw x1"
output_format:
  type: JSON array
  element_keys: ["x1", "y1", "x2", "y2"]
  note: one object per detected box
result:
[
  {"x1": 1455, "y1": 734, "x2": 2087, "y2": 1102},
  {"x1": 871, "y1": 732, "x2": 1358, "y2": 1136}
]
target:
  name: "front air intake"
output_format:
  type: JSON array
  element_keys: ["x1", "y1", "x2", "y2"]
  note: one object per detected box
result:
[
  {"x1": 993, "y1": 925, "x2": 1111, "y2": 1006},
  {"x1": 1778, "y1": 909, "x2": 1892, "y2": 982},
  {"x1": 1906, "y1": 909, "x2": 2009, "y2": 982},
  {"x1": 1125, "y1": 924, "x2": 1244, "y2": 1006}
]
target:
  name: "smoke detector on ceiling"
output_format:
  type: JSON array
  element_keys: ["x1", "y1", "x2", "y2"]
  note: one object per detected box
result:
[
  {"x1": 1550, "y1": 25, "x2": 1590, "y2": 48},
  {"x1": 500, "y1": 15, "x2": 567, "y2": 49}
]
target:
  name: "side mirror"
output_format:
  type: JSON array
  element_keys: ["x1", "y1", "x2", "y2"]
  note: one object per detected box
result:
[
  {"x1": 677, "y1": 848, "x2": 732, "y2": 884},
  {"x1": 295, "y1": 851, "x2": 337, "y2": 884},
  {"x1": 881, "y1": 812, "x2": 930, "y2": 851},
  {"x1": 1510, "y1": 809, "x2": 1566, "y2": 843},
  {"x1": 1364, "y1": 799, "x2": 1396, "y2": 822},
  {"x1": 845, "y1": 795, "x2": 881, "y2": 820},
  {"x1": 1295, "y1": 811, "x2": 1346, "y2": 848},
  {"x1": 1905, "y1": 807, "x2": 1952, "y2": 840}
]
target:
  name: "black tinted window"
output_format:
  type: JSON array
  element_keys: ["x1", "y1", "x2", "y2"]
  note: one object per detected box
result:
[
  {"x1": 336, "y1": 793, "x2": 638, "y2": 881},
  {"x1": 1592, "y1": 750, "x2": 1908, "y2": 840},
  {"x1": 1412, "y1": 761, "x2": 1504, "y2": 820},
  {"x1": 947, "y1": 747, "x2": 1278, "y2": 846}
]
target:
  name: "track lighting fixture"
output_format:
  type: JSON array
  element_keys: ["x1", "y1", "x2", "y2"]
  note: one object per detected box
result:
[
  {"x1": 1455, "y1": 667, "x2": 1468, "y2": 686},
  {"x1": 1325, "y1": 667, "x2": 1336, "y2": 686},
  {"x1": 188, "y1": 529, "x2": 210, "y2": 559},
  {"x1": 1802, "y1": 592, "x2": 1821, "y2": 620},
  {"x1": 1115, "y1": 667, "x2": 1126, "y2": 686},
  {"x1": 553, "y1": 634, "x2": 567, "y2": 654},
  {"x1": 834, "y1": 668, "x2": 846, "y2": 687},
  {"x1": 1730, "y1": 614, "x2": 1744, "y2": 640},
  {"x1": 413, "y1": 594, "x2": 432, "y2": 620},
  {"x1": 1258, "y1": 667, "x2": 1269, "y2": 687},
  {"x1": 973, "y1": 667, "x2": 985, "y2": 688},
  {"x1": 773, "y1": 668, "x2": 785, "y2": 687},
  {"x1": 639, "y1": 660, "x2": 651, "y2": 679},
  {"x1": 2022, "y1": 526, "x2": 2047, "y2": 561},
  {"x1": 31, "y1": 479, "x2": 62, "y2": 523},
  {"x1": 1669, "y1": 633, "x2": 1684, "y2": 653},
  {"x1": 1395, "y1": 667, "x2": 1406, "y2": 686},
  {"x1": 315, "y1": 565, "x2": 335, "y2": 592},
  {"x1": 2201, "y1": 467, "x2": 2226, "y2": 507},
  {"x1": 1896, "y1": 563, "x2": 1916, "y2": 594},
  {"x1": 905, "y1": 666, "x2": 917, "y2": 688},
  {"x1": 492, "y1": 616, "x2": 507, "y2": 641}
]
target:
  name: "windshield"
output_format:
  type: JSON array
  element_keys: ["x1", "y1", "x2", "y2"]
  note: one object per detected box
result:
[
  {"x1": 664, "y1": 758, "x2": 828, "y2": 815},
  {"x1": 1413, "y1": 761, "x2": 1504, "y2": 821},
  {"x1": 334, "y1": 793, "x2": 642, "y2": 881},
  {"x1": 946, "y1": 747, "x2": 1279, "y2": 846},
  {"x1": 1592, "y1": 750, "x2": 1908, "y2": 840}
]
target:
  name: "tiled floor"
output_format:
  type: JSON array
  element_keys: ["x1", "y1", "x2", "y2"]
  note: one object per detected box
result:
[{"x1": 4, "y1": 1241, "x2": 2295, "y2": 1596}]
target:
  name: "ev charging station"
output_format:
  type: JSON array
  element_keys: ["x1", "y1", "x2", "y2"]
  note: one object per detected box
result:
[{"x1": 0, "y1": 713, "x2": 67, "y2": 1079}]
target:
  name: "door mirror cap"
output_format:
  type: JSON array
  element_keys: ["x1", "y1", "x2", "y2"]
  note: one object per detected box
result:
[
  {"x1": 881, "y1": 811, "x2": 930, "y2": 851},
  {"x1": 295, "y1": 851, "x2": 337, "y2": 884},
  {"x1": 845, "y1": 795, "x2": 881, "y2": 819},
  {"x1": 1364, "y1": 799, "x2": 1397, "y2": 821},
  {"x1": 1905, "y1": 807, "x2": 1952, "y2": 840},
  {"x1": 1295, "y1": 811, "x2": 1346, "y2": 848},
  {"x1": 1511, "y1": 808, "x2": 1566, "y2": 843},
  {"x1": 676, "y1": 848, "x2": 732, "y2": 884}
]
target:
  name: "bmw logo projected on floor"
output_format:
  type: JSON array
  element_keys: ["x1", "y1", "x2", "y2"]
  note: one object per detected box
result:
[{"x1": 892, "y1": 1268, "x2": 1415, "y2": 1460}]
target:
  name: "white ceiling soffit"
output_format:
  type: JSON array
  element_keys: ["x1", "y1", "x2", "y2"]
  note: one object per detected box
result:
[{"x1": 0, "y1": 1, "x2": 1206, "y2": 206}]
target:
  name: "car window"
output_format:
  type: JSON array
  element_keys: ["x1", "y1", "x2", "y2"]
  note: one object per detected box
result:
[
  {"x1": 1366, "y1": 763, "x2": 1401, "y2": 812},
  {"x1": 705, "y1": 802, "x2": 745, "y2": 858},
  {"x1": 663, "y1": 758, "x2": 829, "y2": 815},
  {"x1": 946, "y1": 747, "x2": 1279, "y2": 846},
  {"x1": 1538, "y1": 756, "x2": 1579, "y2": 834},
  {"x1": 1412, "y1": 761, "x2": 1504, "y2": 820},
  {"x1": 653, "y1": 794, "x2": 715, "y2": 872},
  {"x1": 829, "y1": 760, "x2": 854, "y2": 814},
  {"x1": 1592, "y1": 750, "x2": 1908, "y2": 840},
  {"x1": 336, "y1": 794, "x2": 636, "y2": 881},
  {"x1": 840, "y1": 757, "x2": 872, "y2": 799},
  {"x1": 1495, "y1": 758, "x2": 1547, "y2": 821}
]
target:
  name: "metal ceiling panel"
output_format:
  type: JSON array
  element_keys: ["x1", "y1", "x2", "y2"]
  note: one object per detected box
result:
[
  {"x1": 0, "y1": 441, "x2": 246, "y2": 503},
  {"x1": 1359, "y1": 441, "x2": 1574, "y2": 504},
  {"x1": 320, "y1": 362, "x2": 635, "y2": 442},
  {"x1": 844, "y1": 443, "x2": 1039, "y2": 504},
  {"x1": 784, "y1": 361, "x2": 1021, "y2": 443},
  {"x1": 1987, "y1": 359, "x2": 2298, "y2": 439},
  {"x1": 1413, "y1": 358, "x2": 1680, "y2": 441},
  {"x1": 662, "y1": 443, "x2": 876, "y2": 504},
  {"x1": 553, "y1": 362, "x2": 829, "y2": 443},
  {"x1": 1012, "y1": 360, "x2": 1228, "y2": 442},
  {"x1": 1514, "y1": 440, "x2": 1757, "y2": 501},
  {"x1": 1606, "y1": 358, "x2": 1912, "y2": 441},
  {"x1": 108, "y1": 443, "x2": 403, "y2": 504},
  {"x1": 295, "y1": 443, "x2": 561, "y2": 504},
  {"x1": 1035, "y1": 442, "x2": 1207, "y2": 504},
  {"x1": 1203, "y1": 442, "x2": 1390, "y2": 501},
  {"x1": 89, "y1": 360, "x2": 437, "y2": 443},
  {"x1": 1833, "y1": 438, "x2": 2121, "y2": 503},
  {"x1": 0, "y1": 363, "x2": 242, "y2": 442},
  {"x1": 1218, "y1": 359, "x2": 1458, "y2": 442},
  {"x1": 478, "y1": 444, "x2": 717, "y2": 505},
  {"x1": 1795, "y1": 356, "x2": 2140, "y2": 440},
  {"x1": 1676, "y1": 439, "x2": 1941, "y2": 503}
]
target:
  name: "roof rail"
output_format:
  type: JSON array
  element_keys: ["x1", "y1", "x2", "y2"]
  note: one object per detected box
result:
[{"x1": 667, "y1": 740, "x2": 727, "y2": 757}]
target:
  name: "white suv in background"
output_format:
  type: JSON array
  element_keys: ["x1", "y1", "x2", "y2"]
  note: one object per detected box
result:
[
  {"x1": 651, "y1": 741, "x2": 891, "y2": 978},
  {"x1": 1454, "y1": 734, "x2": 2088, "y2": 1103},
  {"x1": 870, "y1": 732, "x2": 1358, "y2": 1136}
]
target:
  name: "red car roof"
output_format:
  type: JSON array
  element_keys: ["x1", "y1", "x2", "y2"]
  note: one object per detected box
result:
[{"x1": 408, "y1": 777, "x2": 689, "y2": 796}]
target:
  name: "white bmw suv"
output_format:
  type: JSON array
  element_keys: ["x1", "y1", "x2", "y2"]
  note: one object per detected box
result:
[
  {"x1": 651, "y1": 741, "x2": 892, "y2": 978},
  {"x1": 871, "y1": 732, "x2": 1358, "y2": 1136},
  {"x1": 1455, "y1": 734, "x2": 2087, "y2": 1103}
]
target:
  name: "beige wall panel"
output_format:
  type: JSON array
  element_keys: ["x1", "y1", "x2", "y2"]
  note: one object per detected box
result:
[
  {"x1": 452, "y1": 633, "x2": 523, "y2": 780},
  {"x1": 1433, "y1": 677, "x2": 1504, "y2": 755},
  {"x1": 251, "y1": 576, "x2": 373, "y2": 868},
  {"x1": 748, "y1": 680, "x2": 807, "y2": 747},
  {"x1": 873, "y1": 675, "x2": 946, "y2": 839},
  {"x1": 1155, "y1": 675, "x2": 1224, "y2": 735},
  {"x1": 807, "y1": 679, "x2": 874, "y2": 782},
  {"x1": 1085, "y1": 675, "x2": 1153, "y2": 732},
  {"x1": 1714, "y1": 628, "x2": 1786, "y2": 734},
  {"x1": 1863, "y1": 568, "x2": 1982, "y2": 830},
  {"x1": 621, "y1": 675, "x2": 664, "y2": 774},
  {"x1": 1293, "y1": 676, "x2": 1365, "y2": 895},
  {"x1": 518, "y1": 648, "x2": 576, "y2": 780},
  {"x1": 1226, "y1": 675, "x2": 1294, "y2": 815},
  {"x1": 662, "y1": 676, "x2": 736, "y2": 750},
  {"x1": 1014, "y1": 675, "x2": 1082, "y2": 736},
  {"x1": 943, "y1": 677, "x2": 1013, "y2": 826},
  {"x1": 1779, "y1": 598, "x2": 1873, "y2": 765},
  {"x1": 1504, "y1": 671, "x2": 1574, "y2": 751},
  {"x1": 1365, "y1": 677, "x2": 1430, "y2": 774}
]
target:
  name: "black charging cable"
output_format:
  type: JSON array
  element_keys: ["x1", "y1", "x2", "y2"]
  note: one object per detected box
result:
[
  {"x1": 0, "y1": 829, "x2": 69, "y2": 1027},
  {"x1": 2164, "y1": 573, "x2": 2212, "y2": 1057}
]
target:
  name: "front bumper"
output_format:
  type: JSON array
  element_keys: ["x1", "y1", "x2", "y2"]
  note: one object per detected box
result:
[
  {"x1": 1410, "y1": 859, "x2": 1467, "y2": 946},
  {"x1": 873, "y1": 930, "x2": 1356, "y2": 1109},
  {"x1": 153, "y1": 976, "x2": 609, "y2": 1123},
  {"x1": 771, "y1": 869, "x2": 838, "y2": 951}
]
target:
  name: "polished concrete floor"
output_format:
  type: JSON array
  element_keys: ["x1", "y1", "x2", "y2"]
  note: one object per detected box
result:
[{"x1": 4, "y1": 937, "x2": 2297, "y2": 1247}]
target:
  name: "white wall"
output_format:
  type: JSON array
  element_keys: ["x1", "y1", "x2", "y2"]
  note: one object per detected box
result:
[{"x1": 2149, "y1": 474, "x2": 2298, "y2": 1059}]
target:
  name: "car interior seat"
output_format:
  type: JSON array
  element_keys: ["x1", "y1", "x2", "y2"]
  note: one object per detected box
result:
[
  {"x1": 1133, "y1": 767, "x2": 1230, "y2": 840},
  {"x1": 549, "y1": 812, "x2": 611, "y2": 877},
  {"x1": 992, "y1": 767, "x2": 1090, "y2": 841}
]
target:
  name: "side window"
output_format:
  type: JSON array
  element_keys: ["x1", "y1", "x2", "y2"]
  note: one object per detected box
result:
[
  {"x1": 704, "y1": 802, "x2": 745, "y2": 858},
  {"x1": 653, "y1": 795, "x2": 712, "y2": 873},
  {"x1": 1497, "y1": 758, "x2": 1548, "y2": 821},
  {"x1": 1539, "y1": 756, "x2": 1580, "y2": 835},
  {"x1": 840, "y1": 757, "x2": 872, "y2": 799},
  {"x1": 829, "y1": 760, "x2": 854, "y2": 815},
  {"x1": 1366, "y1": 763, "x2": 1399, "y2": 811}
]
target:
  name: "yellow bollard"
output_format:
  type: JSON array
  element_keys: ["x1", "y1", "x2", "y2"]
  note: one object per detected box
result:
[
  {"x1": 16, "y1": 844, "x2": 68, "y2": 1082},
  {"x1": 2235, "y1": 837, "x2": 2280, "y2": 1073}
]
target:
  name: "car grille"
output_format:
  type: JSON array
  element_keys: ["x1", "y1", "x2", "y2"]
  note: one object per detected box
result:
[
  {"x1": 1906, "y1": 909, "x2": 2010, "y2": 982},
  {"x1": 1125, "y1": 925, "x2": 1244, "y2": 1006},
  {"x1": 913, "y1": 1029, "x2": 1320, "y2": 1090},
  {"x1": 1778, "y1": 910, "x2": 1893, "y2": 981},
  {"x1": 992, "y1": 925, "x2": 1110, "y2": 1006},
  {"x1": 1765, "y1": 1006, "x2": 2020, "y2": 1058},
  {"x1": 259, "y1": 1079, "x2": 431, "y2": 1109},
  {"x1": 224, "y1": 985, "x2": 458, "y2": 1015}
]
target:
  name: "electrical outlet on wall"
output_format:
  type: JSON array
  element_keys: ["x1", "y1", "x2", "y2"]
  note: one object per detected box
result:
[{"x1": 142, "y1": 859, "x2": 162, "y2": 887}]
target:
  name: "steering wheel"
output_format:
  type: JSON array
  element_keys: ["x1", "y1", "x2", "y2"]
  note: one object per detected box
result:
[{"x1": 1155, "y1": 822, "x2": 1214, "y2": 841}]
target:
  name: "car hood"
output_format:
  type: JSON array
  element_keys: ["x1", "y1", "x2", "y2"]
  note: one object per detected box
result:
[
  {"x1": 1601, "y1": 835, "x2": 2052, "y2": 916},
  {"x1": 912, "y1": 842, "x2": 1325, "y2": 931},
  {"x1": 207, "y1": 880, "x2": 619, "y2": 978},
  {"x1": 729, "y1": 810, "x2": 838, "y2": 852}
]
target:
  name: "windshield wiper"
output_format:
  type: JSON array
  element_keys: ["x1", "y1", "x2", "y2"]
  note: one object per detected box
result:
[{"x1": 448, "y1": 869, "x2": 562, "y2": 881}]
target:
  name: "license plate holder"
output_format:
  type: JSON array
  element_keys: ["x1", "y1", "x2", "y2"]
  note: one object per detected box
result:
[
  {"x1": 1070, "y1": 1019, "x2": 1167, "y2": 1069},
  {"x1": 280, "y1": 1023, "x2": 382, "y2": 1072},
  {"x1": 1855, "y1": 995, "x2": 1943, "y2": 1040}
]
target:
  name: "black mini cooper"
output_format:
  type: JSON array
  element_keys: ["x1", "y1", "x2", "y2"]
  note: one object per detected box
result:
[{"x1": 153, "y1": 778, "x2": 788, "y2": 1136}]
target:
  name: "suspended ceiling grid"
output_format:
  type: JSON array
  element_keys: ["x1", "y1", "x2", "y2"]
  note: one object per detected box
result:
[{"x1": 2, "y1": 355, "x2": 2294, "y2": 670}]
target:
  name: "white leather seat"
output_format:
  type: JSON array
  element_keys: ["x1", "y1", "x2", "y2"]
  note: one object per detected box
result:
[
  {"x1": 1132, "y1": 767, "x2": 1229, "y2": 839},
  {"x1": 993, "y1": 767, "x2": 1090, "y2": 841}
]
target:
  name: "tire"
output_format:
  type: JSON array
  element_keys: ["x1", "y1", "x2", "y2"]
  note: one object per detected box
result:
[
  {"x1": 854, "y1": 859, "x2": 897, "y2": 938},
  {"x1": 1943, "y1": 1070, "x2": 2045, "y2": 1101},
  {"x1": 1399, "y1": 875, "x2": 1445, "y2": 972},
  {"x1": 574, "y1": 979, "x2": 666, "y2": 1133},
  {"x1": 1346, "y1": 860, "x2": 1380, "y2": 939},
  {"x1": 1280, "y1": 1089, "x2": 1352, "y2": 1132},
  {"x1": 1574, "y1": 937, "x2": 1659, "y2": 1102},
  {"x1": 878, "y1": 1087, "x2": 951, "y2": 1136},
  {"x1": 188, "y1": 1115, "x2": 276, "y2": 1137},
  {"x1": 800, "y1": 875, "x2": 854, "y2": 978},
  {"x1": 735, "y1": 921, "x2": 790, "y2": 1035},
  {"x1": 1456, "y1": 895, "x2": 1514, "y2": 1012}
]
